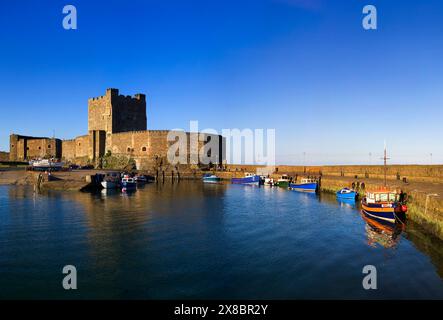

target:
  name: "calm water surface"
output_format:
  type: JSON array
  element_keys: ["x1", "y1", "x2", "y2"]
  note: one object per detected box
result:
[{"x1": 1, "y1": 182, "x2": 443, "y2": 299}]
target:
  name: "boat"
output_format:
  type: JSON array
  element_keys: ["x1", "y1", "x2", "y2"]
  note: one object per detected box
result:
[
  {"x1": 360, "y1": 143, "x2": 408, "y2": 223},
  {"x1": 231, "y1": 172, "x2": 260, "y2": 185},
  {"x1": 259, "y1": 175, "x2": 266, "y2": 185},
  {"x1": 202, "y1": 173, "x2": 221, "y2": 183},
  {"x1": 264, "y1": 177, "x2": 275, "y2": 186},
  {"x1": 29, "y1": 159, "x2": 64, "y2": 171},
  {"x1": 121, "y1": 175, "x2": 137, "y2": 191},
  {"x1": 134, "y1": 175, "x2": 148, "y2": 184},
  {"x1": 336, "y1": 187, "x2": 357, "y2": 200},
  {"x1": 275, "y1": 174, "x2": 291, "y2": 187},
  {"x1": 361, "y1": 188, "x2": 407, "y2": 223},
  {"x1": 101, "y1": 172, "x2": 120, "y2": 189},
  {"x1": 289, "y1": 178, "x2": 317, "y2": 192}
]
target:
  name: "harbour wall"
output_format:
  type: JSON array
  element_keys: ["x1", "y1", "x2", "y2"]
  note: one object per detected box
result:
[
  {"x1": 0, "y1": 151, "x2": 9, "y2": 161},
  {"x1": 226, "y1": 164, "x2": 443, "y2": 183}
]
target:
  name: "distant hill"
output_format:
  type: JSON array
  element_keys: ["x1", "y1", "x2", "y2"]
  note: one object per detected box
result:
[{"x1": 0, "y1": 151, "x2": 9, "y2": 161}]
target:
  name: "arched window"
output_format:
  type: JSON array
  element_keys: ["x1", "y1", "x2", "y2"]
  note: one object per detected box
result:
[
  {"x1": 142, "y1": 147, "x2": 147, "y2": 152},
  {"x1": 127, "y1": 147, "x2": 131, "y2": 152},
  {"x1": 48, "y1": 145, "x2": 51, "y2": 148}
]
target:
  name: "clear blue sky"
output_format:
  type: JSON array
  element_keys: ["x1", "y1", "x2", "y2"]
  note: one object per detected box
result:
[{"x1": 0, "y1": 0, "x2": 442, "y2": 164}]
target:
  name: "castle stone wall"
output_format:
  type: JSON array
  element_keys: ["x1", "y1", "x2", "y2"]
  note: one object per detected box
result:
[
  {"x1": 9, "y1": 88, "x2": 224, "y2": 167},
  {"x1": 62, "y1": 140, "x2": 76, "y2": 160},
  {"x1": 111, "y1": 92, "x2": 146, "y2": 133},
  {"x1": 88, "y1": 92, "x2": 112, "y2": 133},
  {"x1": 9, "y1": 134, "x2": 61, "y2": 161}
]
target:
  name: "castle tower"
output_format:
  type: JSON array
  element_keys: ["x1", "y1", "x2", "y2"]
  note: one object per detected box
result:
[
  {"x1": 87, "y1": 88, "x2": 147, "y2": 160},
  {"x1": 87, "y1": 88, "x2": 147, "y2": 135}
]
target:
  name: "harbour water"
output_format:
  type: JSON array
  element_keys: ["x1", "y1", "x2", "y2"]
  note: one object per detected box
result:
[{"x1": 1, "y1": 182, "x2": 443, "y2": 299}]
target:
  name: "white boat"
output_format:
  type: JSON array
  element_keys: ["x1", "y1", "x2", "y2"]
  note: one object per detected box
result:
[
  {"x1": 29, "y1": 159, "x2": 64, "y2": 170},
  {"x1": 202, "y1": 174, "x2": 222, "y2": 183}
]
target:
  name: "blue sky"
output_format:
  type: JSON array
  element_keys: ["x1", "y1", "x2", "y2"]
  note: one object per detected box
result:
[{"x1": 0, "y1": 0, "x2": 442, "y2": 164}]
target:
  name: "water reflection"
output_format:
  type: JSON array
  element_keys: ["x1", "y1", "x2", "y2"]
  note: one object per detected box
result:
[
  {"x1": 361, "y1": 213, "x2": 404, "y2": 249},
  {"x1": 2, "y1": 183, "x2": 443, "y2": 299},
  {"x1": 337, "y1": 198, "x2": 357, "y2": 209}
]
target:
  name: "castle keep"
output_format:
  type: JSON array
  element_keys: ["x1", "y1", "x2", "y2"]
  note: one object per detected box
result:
[{"x1": 9, "y1": 88, "x2": 224, "y2": 169}]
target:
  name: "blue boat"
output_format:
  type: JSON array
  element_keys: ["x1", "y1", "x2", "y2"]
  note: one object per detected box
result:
[
  {"x1": 336, "y1": 188, "x2": 357, "y2": 200},
  {"x1": 231, "y1": 173, "x2": 260, "y2": 185},
  {"x1": 203, "y1": 174, "x2": 222, "y2": 183},
  {"x1": 289, "y1": 178, "x2": 317, "y2": 192}
]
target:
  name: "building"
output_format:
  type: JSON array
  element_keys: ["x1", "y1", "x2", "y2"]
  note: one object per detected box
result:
[{"x1": 9, "y1": 88, "x2": 225, "y2": 169}]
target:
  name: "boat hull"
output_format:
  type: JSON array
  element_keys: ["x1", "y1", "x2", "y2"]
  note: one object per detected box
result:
[
  {"x1": 121, "y1": 182, "x2": 137, "y2": 189},
  {"x1": 361, "y1": 201, "x2": 398, "y2": 223},
  {"x1": 231, "y1": 175, "x2": 260, "y2": 185},
  {"x1": 203, "y1": 177, "x2": 221, "y2": 183},
  {"x1": 276, "y1": 181, "x2": 289, "y2": 187},
  {"x1": 289, "y1": 182, "x2": 317, "y2": 192},
  {"x1": 361, "y1": 210, "x2": 397, "y2": 230},
  {"x1": 336, "y1": 191, "x2": 357, "y2": 200}
]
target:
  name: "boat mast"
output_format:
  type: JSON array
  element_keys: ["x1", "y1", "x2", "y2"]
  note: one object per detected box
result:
[{"x1": 383, "y1": 141, "x2": 390, "y2": 187}]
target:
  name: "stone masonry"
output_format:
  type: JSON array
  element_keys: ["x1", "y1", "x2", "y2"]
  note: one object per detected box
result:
[{"x1": 9, "y1": 88, "x2": 225, "y2": 170}]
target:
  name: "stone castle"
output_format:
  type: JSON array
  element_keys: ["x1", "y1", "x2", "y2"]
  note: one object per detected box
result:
[{"x1": 9, "y1": 88, "x2": 224, "y2": 169}]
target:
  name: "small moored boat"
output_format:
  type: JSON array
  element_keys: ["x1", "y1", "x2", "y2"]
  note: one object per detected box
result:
[
  {"x1": 134, "y1": 175, "x2": 148, "y2": 184},
  {"x1": 336, "y1": 188, "x2": 357, "y2": 200},
  {"x1": 202, "y1": 174, "x2": 221, "y2": 183},
  {"x1": 121, "y1": 175, "x2": 137, "y2": 191},
  {"x1": 361, "y1": 143, "x2": 408, "y2": 223},
  {"x1": 361, "y1": 188, "x2": 407, "y2": 223},
  {"x1": 29, "y1": 159, "x2": 64, "y2": 171},
  {"x1": 231, "y1": 172, "x2": 260, "y2": 185},
  {"x1": 276, "y1": 174, "x2": 291, "y2": 187},
  {"x1": 289, "y1": 178, "x2": 317, "y2": 193}
]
